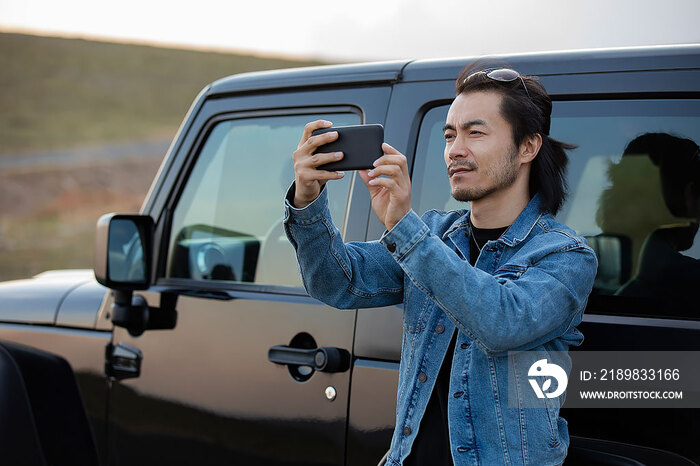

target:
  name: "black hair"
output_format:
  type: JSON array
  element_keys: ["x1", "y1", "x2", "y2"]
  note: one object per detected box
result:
[{"x1": 455, "y1": 61, "x2": 575, "y2": 215}]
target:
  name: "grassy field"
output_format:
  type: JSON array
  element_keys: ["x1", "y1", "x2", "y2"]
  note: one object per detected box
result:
[
  {"x1": 0, "y1": 32, "x2": 330, "y2": 281},
  {"x1": 0, "y1": 156, "x2": 161, "y2": 280},
  {"x1": 0, "y1": 32, "x2": 327, "y2": 155}
]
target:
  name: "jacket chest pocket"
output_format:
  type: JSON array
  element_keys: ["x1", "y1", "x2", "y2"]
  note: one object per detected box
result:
[{"x1": 403, "y1": 284, "x2": 432, "y2": 334}]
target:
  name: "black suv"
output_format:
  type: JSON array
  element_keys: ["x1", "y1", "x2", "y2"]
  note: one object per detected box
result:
[{"x1": 0, "y1": 45, "x2": 698, "y2": 466}]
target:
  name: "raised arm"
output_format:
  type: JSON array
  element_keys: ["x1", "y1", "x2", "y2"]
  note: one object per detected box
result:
[
  {"x1": 283, "y1": 182, "x2": 403, "y2": 309},
  {"x1": 283, "y1": 120, "x2": 403, "y2": 309}
]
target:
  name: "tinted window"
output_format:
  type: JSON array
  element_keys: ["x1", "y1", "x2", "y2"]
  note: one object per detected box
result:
[
  {"x1": 167, "y1": 112, "x2": 360, "y2": 287},
  {"x1": 553, "y1": 100, "x2": 699, "y2": 318},
  {"x1": 412, "y1": 100, "x2": 700, "y2": 319}
]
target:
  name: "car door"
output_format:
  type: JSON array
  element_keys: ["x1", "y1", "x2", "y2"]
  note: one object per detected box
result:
[{"x1": 105, "y1": 83, "x2": 393, "y2": 466}]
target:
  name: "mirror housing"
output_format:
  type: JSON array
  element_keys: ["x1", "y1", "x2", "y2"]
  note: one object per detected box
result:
[
  {"x1": 94, "y1": 213, "x2": 154, "y2": 291},
  {"x1": 94, "y1": 213, "x2": 176, "y2": 337}
]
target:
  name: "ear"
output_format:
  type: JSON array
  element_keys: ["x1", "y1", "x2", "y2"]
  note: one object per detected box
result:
[{"x1": 519, "y1": 133, "x2": 542, "y2": 164}]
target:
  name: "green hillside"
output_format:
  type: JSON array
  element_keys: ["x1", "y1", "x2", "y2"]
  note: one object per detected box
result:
[{"x1": 0, "y1": 32, "x2": 328, "y2": 155}]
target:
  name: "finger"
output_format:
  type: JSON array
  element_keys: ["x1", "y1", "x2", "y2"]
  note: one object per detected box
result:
[
  {"x1": 382, "y1": 142, "x2": 401, "y2": 155},
  {"x1": 299, "y1": 120, "x2": 333, "y2": 149},
  {"x1": 305, "y1": 151, "x2": 343, "y2": 168},
  {"x1": 373, "y1": 153, "x2": 409, "y2": 178},
  {"x1": 359, "y1": 169, "x2": 390, "y2": 195},
  {"x1": 367, "y1": 164, "x2": 402, "y2": 179},
  {"x1": 302, "y1": 130, "x2": 339, "y2": 152},
  {"x1": 299, "y1": 167, "x2": 345, "y2": 181},
  {"x1": 373, "y1": 154, "x2": 407, "y2": 168},
  {"x1": 374, "y1": 143, "x2": 406, "y2": 165},
  {"x1": 367, "y1": 176, "x2": 398, "y2": 189}
]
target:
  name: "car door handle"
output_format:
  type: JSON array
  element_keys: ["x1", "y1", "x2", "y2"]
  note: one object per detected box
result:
[{"x1": 268, "y1": 345, "x2": 350, "y2": 373}]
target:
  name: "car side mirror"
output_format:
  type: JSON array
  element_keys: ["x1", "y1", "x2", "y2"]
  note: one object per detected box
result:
[
  {"x1": 94, "y1": 213, "x2": 154, "y2": 291},
  {"x1": 94, "y1": 214, "x2": 176, "y2": 337}
]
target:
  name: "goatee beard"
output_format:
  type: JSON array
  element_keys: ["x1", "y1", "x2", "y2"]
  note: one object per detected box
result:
[{"x1": 449, "y1": 148, "x2": 519, "y2": 202}]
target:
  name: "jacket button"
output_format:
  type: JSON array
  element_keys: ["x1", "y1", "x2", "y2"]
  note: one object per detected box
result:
[
  {"x1": 386, "y1": 242, "x2": 396, "y2": 253},
  {"x1": 460, "y1": 343, "x2": 468, "y2": 349},
  {"x1": 418, "y1": 372, "x2": 427, "y2": 383},
  {"x1": 403, "y1": 426, "x2": 412, "y2": 436},
  {"x1": 453, "y1": 391, "x2": 464, "y2": 398},
  {"x1": 457, "y1": 446, "x2": 470, "y2": 453},
  {"x1": 435, "y1": 323, "x2": 445, "y2": 334}
]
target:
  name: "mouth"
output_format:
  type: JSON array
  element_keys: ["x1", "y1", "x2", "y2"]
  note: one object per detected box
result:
[{"x1": 449, "y1": 167, "x2": 474, "y2": 177}]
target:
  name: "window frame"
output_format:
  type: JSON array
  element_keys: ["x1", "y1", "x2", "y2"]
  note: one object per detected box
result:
[{"x1": 156, "y1": 105, "x2": 363, "y2": 295}]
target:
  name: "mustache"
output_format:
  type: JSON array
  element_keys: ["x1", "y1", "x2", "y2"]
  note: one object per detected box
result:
[{"x1": 448, "y1": 161, "x2": 477, "y2": 175}]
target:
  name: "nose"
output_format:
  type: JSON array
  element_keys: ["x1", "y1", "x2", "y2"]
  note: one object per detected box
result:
[{"x1": 447, "y1": 136, "x2": 469, "y2": 161}]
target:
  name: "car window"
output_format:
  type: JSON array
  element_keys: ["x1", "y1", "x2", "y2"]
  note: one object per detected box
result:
[
  {"x1": 411, "y1": 106, "x2": 458, "y2": 216},
  {"x1": 166, "y1": 112, "x2": 361, "y2": 287},
  {"x1": 412, "y1": 100, "x2": 700, "y2": 319}
]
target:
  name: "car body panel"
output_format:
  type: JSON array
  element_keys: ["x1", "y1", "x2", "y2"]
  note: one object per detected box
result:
[
  {"x1": 56, "y1": 279, "x2": 108, "y2": 329},
  {"x1": 0, "y1": 269, "x2": 95, "y2": 324}
]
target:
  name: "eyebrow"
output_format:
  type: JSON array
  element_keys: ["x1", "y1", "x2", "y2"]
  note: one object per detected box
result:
[{"x1": 442, "y1": 119, "x2": 488, "y2": 132}]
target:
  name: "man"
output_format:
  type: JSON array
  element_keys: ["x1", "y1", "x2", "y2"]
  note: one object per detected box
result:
[{"x1": 283, "y1": 64, "x2": 598, "y2": 465}]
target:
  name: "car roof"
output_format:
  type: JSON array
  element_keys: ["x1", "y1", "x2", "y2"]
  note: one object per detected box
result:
[
  {"x1": 402, "y1": 44, "x2": 700, "y2": 81},
  {"x1": 209, "y1": 59, "x2": 409, "y2": 96},
  {"x1": 208, "y1": 44, "x2": 700, "y2": 96}
]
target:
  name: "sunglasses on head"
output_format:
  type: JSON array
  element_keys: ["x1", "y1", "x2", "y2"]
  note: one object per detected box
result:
[{"x1": 464, "y1": 68, "x2": 532, "y2": 100}]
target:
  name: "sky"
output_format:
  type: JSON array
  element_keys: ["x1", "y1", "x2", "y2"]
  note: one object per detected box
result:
[{"x1": 0, "y1": 0, "x2": 699, "y2": 61}]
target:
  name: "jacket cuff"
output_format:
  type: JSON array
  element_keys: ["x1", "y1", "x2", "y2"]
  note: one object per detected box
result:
[
  {"x1": 379, "y1": 209, "x2": 429, "y2": 260},
  {"x1": 283, "y1": 181, "x2": 329, "y2": 225}
]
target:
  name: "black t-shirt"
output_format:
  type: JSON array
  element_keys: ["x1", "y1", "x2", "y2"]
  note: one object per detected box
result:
[{"x1": 404, "y1": 222, "x2": 509, "y2": 465}]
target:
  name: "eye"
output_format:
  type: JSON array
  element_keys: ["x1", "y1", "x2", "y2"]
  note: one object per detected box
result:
[
  {"x1": 470, "y1": 130, "x2": 484, "y2": 136},
  {"x1": 444, "y1": 133, "x2": 455, "y2": 141}
]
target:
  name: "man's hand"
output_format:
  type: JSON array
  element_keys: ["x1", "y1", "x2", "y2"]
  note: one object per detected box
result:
[
  {"x1": 358, "y1": 143, "x2": 411, "y2": 231},
  {"x1": 292, "y1": 120, "x2": 346, "y2": 208}
]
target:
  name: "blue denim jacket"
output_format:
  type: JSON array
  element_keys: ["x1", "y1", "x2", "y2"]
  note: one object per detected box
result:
[{"x1": 283, "y1": 183, "x2": 597, "y2": 466}]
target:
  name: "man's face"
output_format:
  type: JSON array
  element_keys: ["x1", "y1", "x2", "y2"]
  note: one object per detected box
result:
[{"x1": 443, "y1": 91, "x2": 521, "y2": 202}]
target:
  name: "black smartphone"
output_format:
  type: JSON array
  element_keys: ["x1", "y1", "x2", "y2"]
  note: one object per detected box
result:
[{"x1": 312, "y1": 124, "x2": 384, "y2": 171}]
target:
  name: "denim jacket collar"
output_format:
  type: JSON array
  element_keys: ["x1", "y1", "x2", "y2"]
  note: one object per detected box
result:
[{"x1": 442, "y1": 193, "x2": 544, "y2": 248}]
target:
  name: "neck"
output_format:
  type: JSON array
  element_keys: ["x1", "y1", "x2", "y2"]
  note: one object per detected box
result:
[{"x1": 469, "y1": 175, "x2": 531, "y2": 229}]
